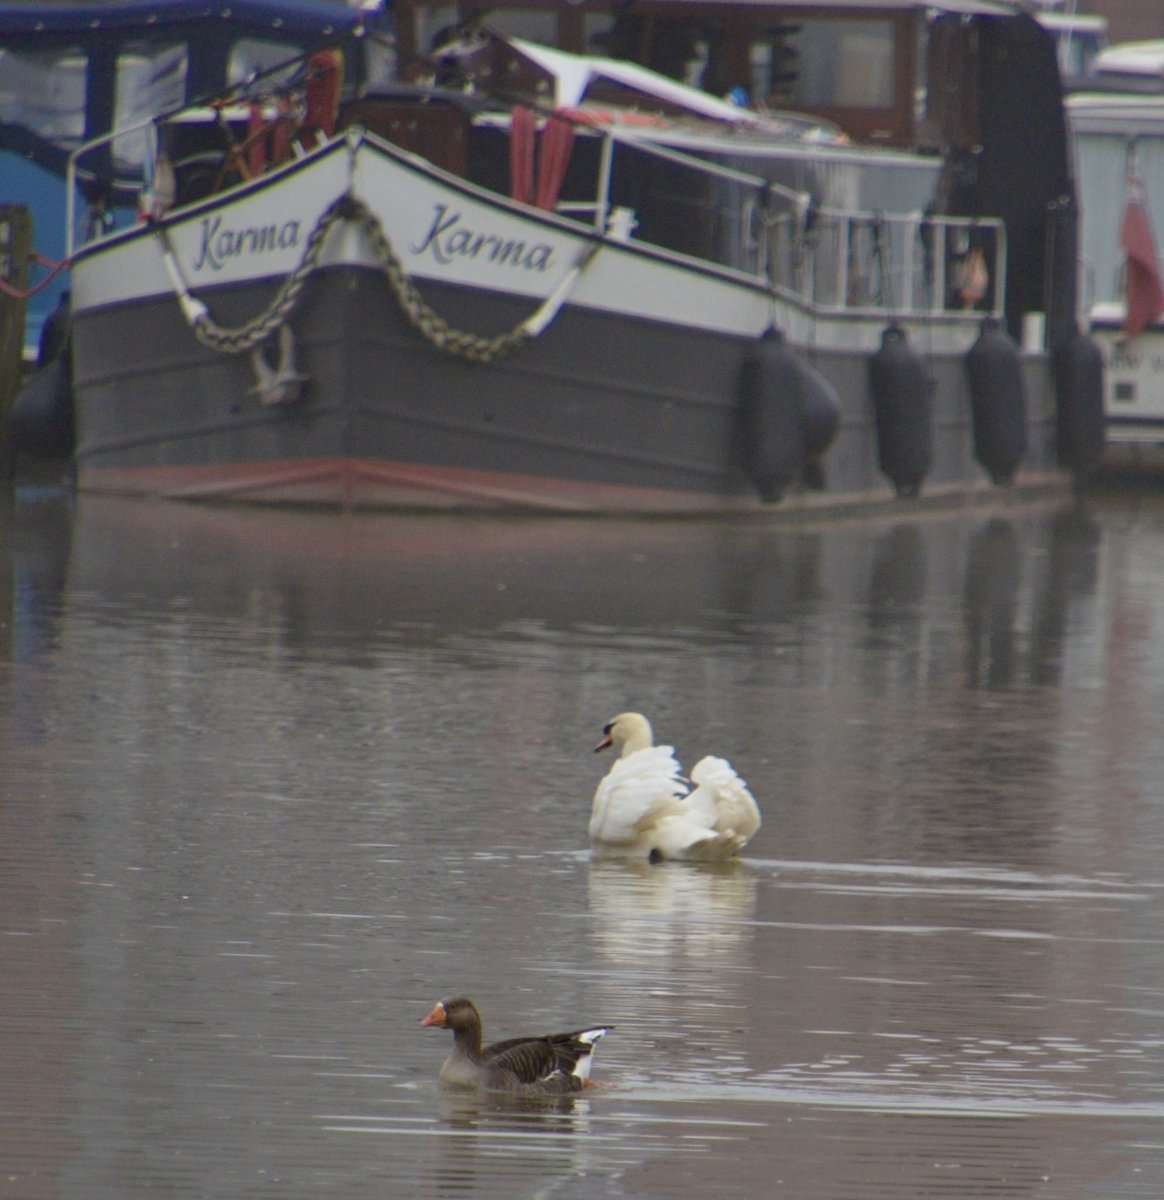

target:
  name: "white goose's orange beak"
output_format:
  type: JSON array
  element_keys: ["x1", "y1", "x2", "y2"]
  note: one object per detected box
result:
[
  {"x1": 420, "y1": 1001, "x2": 447, "y2": 1028},
  {"x1": 594, "y1": 732, "x2": 613, "y2": 752}
]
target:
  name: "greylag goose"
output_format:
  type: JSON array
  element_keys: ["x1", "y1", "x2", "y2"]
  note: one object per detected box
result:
[
  {"x1": 420, "y1": 996, "x2": 613, "y2": 1093},
  {"x1": 591, "y1": 712, "x2": 761, "y2": 862}
]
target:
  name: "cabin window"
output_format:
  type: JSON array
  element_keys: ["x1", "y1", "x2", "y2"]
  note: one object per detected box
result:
[
  {"x1": 413, "y1": 4, "x2": 464, "y2": 55},
  {"x1": 583, "y1": 14, "x2": 621, "y2": 57},
  {"x1": 227, "y1": 38, "x2": 305, "y2": 90},
  {"x1": 753, "y1": 18, "x2": 895, "y2": 109},
  {"x1": 1056, "y1": 30, "x2": 1104, "y2": 80},
  {"x1": 0, "y1": 47, "x2": 87, "y2": 147},
  {"x1": 589, "y1": 15, "x2": 716, "y2": 86},
  {"x1": 481, "y1": 9, "x2": 559, "y2": 48},
  {"x1": 362, "y1": 36, "x2": 399, "y2": 90},
  {"x1": 112, "y1": 43, "x2": 187, "y2": 173}
]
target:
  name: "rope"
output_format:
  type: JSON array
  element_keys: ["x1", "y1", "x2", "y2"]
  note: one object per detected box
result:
[
  {"x1": 0, "y1": 250, "x2": 72, "y2": 300},
  {"x1": 161, "y1": 192, "x2": 590, "y2": 364}
]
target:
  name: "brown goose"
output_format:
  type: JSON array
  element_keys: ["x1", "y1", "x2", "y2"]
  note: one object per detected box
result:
[{"x1": 420, "y1": 996, "x2": 613, "y2": 1094}]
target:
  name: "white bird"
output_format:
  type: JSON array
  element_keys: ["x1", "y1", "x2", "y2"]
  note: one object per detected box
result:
[{"x1": 590, "y1": 712, "x2": 761, "y2": 863}]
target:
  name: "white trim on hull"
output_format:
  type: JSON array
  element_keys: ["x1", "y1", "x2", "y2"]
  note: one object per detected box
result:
[{"x1": 71, "y1": 130, "x2": 981, "y2": 357}]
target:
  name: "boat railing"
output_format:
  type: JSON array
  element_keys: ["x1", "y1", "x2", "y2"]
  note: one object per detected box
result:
[
  {"x1": 65, "y1": 114, "x2": 160, "y2": 257},
  {"x1": 65, "y1": 109, "x2": 1006, "y2": 327},
  {"x1": 765, "y1": 204, "x2": 1007, "y2": 321},
  {"x1": 584, "y1": 126, "x2": 1007, "y2": 323}
]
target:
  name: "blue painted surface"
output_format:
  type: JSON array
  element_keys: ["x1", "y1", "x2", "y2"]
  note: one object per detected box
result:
[
  {"x1": 0, "y1": 0, "x2": 370, "y2": 40},
  {"x1": 2, "y1": 157, "x2": 112, "y2": 358},
  {"x1": 2, "y1": 0, "x2": 387, "y2": 357}
]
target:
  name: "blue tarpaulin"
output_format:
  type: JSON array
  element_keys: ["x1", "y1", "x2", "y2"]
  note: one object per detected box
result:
[{"x1": 0, "y1": 1, "x2": 378, "y2": 41}]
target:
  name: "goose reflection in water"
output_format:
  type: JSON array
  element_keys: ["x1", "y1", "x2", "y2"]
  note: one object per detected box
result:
[
  {"x1": 437, "y1": 1087, "x2": 595, "y2": 1125},
  {"x1": 425, "y1": 1086, "x2": 599, "y2": 1198}
]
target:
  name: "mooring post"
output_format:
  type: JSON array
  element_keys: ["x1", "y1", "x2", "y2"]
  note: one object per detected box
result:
[{"x1": 0, "y1": 206, "x2": 33, "y2": 485}]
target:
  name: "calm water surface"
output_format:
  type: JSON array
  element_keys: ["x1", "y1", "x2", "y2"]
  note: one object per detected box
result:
[{"x1": 2, "y1": 488, "x2": 1164, "y2": 1199}]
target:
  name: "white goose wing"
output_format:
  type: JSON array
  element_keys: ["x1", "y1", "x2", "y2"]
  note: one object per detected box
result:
[
  {"x1": 687, "y1": 755, "x2": 761, "y2": 844},
  {"x1": 590, "y1": 745, "x2": 687, "y2": 846}
]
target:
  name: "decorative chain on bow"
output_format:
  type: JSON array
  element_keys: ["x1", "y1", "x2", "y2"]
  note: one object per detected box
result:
[{"x1": 164, "y1": 193, "x2": 547, "y2": 364}]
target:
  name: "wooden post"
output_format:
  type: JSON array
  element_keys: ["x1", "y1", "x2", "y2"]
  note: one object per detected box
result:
[{"x1": 0, "y1": 206, "x2": 33, "y2": 484}]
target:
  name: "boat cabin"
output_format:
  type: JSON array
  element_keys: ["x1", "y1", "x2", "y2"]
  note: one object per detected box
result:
[
  {"x1": 5, "y1": 0, "x2": 1076, "y2": 366},
  {"x1": 393, "y1": 0, "x2": 1017, "y2": 152}
]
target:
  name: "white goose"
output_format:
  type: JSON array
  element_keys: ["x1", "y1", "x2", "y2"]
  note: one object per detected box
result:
[{"x1": 590, "y1": 712, "x2": 761, "y2": 862}]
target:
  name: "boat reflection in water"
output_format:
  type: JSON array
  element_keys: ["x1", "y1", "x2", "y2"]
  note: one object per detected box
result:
[
  {"x1": 6, "y1": 486, "x2": 1164, "y2": 1200},
  {"x1": 48, "y1": 494, "x2": 1098, "y2": 672}
]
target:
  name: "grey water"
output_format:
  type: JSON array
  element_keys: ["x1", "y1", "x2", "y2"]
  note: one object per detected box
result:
[{"x1": 3, "y1": 487, "x2": 1164, "y2": 1200}]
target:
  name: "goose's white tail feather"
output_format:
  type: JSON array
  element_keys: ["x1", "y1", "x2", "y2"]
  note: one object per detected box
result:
[{"x1": 572, "y1": 1027, "x2": 612, "y2": 1080}]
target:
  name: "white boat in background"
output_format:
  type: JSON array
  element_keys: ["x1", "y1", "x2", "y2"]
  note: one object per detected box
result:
[
  {"x1": 12, "y1": 0, "x2": 1106, "y2": 510},
  {"x1": 1089, "y1": 39, "x2": 1164, "y2": 94},
  {"x1": 1069, "y1": 87, "x2": 1164, "y2": 452}
]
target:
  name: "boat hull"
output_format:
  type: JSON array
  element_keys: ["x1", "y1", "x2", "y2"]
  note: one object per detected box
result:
[{"x1": 69, "y1": 133, "x2": 1064, "y2": 512}]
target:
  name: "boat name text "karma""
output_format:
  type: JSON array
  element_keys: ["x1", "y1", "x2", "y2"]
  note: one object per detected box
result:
[
  {"x1": 413, "y1": 205, "x2": 554, "y2": 271},
  {"x1": 191, "y1": 216, "x2": 302, "y2": 271}
]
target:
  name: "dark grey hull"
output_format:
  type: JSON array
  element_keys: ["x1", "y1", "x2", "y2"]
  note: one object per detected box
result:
[{"x1": 71, "y1": 261, "x2": 1062, "y2": 511}]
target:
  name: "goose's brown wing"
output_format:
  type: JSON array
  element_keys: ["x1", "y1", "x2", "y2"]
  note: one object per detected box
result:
[
  {"x1": 482, "y1": 1036, "x2": 565, "y2": 1088},
  {"x1": 483, "y1": 1027, "x2": 613, "y2": 1091}
]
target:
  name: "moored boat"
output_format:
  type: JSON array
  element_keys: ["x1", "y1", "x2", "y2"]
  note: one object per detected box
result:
[
  {"x1": 1068, "y1": 82, "x2": 1164, "y2": 457},
  {"x1": 15, "y1": 0, "x2": 1106, "y2": 510}
]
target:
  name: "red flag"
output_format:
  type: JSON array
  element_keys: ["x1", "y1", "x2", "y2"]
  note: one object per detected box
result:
[{"x1": 1120, "y1": 172, "x2": 1164, "y2": 338}]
